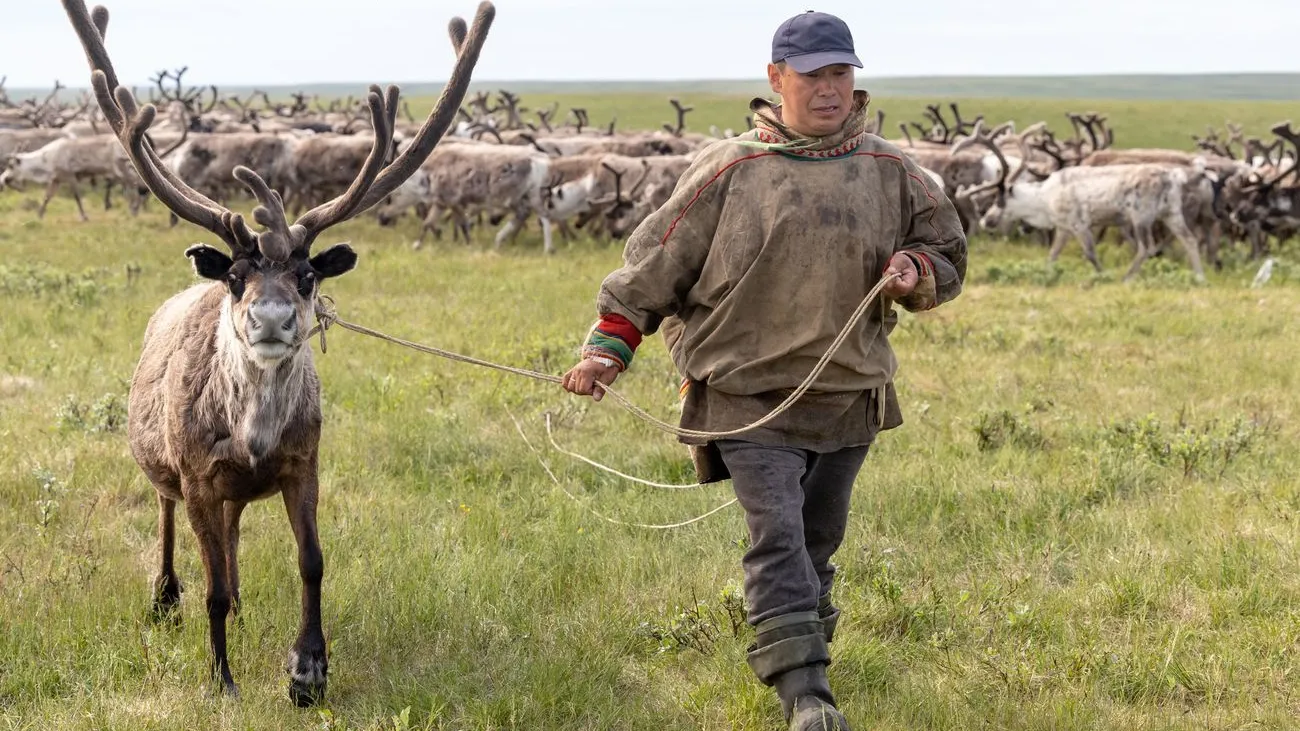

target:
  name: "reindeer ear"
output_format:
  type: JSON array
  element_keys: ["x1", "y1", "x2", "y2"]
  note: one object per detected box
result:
[
  {"x1": 185, "y1": 244, "x2": 233, "y2": 280},
  {"x1": 309, "y1": 244, "x2": 358, "y2": 279}
]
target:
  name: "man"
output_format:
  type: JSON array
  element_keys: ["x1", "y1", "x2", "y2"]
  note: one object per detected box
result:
[{"x1": 561, "y1": 10, "x2": 966, "y2": 730}]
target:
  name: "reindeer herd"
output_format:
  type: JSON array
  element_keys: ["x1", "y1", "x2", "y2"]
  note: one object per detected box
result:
[{"x1": 5, "y1": 70, "x2": 1297, "y2": 279}]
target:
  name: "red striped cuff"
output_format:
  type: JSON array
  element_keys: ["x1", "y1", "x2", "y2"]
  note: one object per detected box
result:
[
  {"x1": 594, "y1": 313, "x2": 643, "y2": 350},
  {"x1": 902, "y1": 251, "x2": 934, "y2": 279}
]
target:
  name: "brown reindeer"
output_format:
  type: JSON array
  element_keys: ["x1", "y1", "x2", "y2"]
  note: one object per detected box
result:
[{"x1": 60, "y1": 0, "x2": 494, "y2": 705}]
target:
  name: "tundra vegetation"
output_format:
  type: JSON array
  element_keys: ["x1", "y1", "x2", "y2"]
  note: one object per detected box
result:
[{"x1": 1, "y1": 88, "x2": 1299, "y2": 730}]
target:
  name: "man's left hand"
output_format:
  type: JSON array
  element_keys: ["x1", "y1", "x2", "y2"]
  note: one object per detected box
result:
[{"x1": 881, "y1": 252, "x2": 919, "y2": 298}]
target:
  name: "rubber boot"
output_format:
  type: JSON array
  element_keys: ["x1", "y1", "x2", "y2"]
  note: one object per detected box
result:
[
  {"x1": 818, "y1": 592, "x2": 841, "y2": 644},
  {"x1": 746, "y1": 612, "x2": 851, "y2": 730}
]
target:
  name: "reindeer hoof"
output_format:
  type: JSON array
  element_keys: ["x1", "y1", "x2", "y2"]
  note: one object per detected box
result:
[
  {"x1": 287, "y1": 649, "x2": 328, "y2": 707},
  {"x1": 150, "y1": 601, "x2": 182, "y2": 627},
  {"x1": 150, "y1": 577, "x2": 183, "y2": 625},
  {"x1": 289, "y1": 677, "x2": 326, "y2": 707}
]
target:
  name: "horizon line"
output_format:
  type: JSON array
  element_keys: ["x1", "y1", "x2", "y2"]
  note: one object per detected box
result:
[{"x1": 7, "y1": 70, "x2": 1300, "y2": 91}]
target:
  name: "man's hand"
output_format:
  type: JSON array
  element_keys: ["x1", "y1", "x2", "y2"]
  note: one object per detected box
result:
[
  {"x1": 562, "y1": 358, "x2": 621, "y2": 401},
  {"x1": 881, "y1": 252, "x2": 919, "y2": 298}
]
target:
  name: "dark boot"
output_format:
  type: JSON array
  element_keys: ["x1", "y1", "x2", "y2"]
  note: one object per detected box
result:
[
  {"x1": 746, "y1": 612, "x2": 851, "y2": 730},
  {"x1": 818, "y1": 592, "x2": 841, "y2": 644}
]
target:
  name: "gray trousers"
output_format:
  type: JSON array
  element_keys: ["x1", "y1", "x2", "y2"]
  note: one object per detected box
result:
[{"x1": 716, "y1": 439, "x2": 871, "y2": 626}]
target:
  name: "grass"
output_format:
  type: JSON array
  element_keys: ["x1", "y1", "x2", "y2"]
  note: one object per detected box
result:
[{"x1": 3, "y1": 96, "x2": 1300, "y2": 729}]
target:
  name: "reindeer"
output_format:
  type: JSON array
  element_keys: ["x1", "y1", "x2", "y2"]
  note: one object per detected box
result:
[
  {"x1": 501, "y1": 130, "x2": 698, "y2": 157},
  {"x1": 0, "y1": 134, "x2": 155, "y2": 219},
  {"x1": 957, "y1": 120, "x2": 1207, "y2": 281},
  {"x1": 167, "y1": 131, "x2": 298, "y2": 207},
  {"x1": 375, "y1": 140, "x2": 554, "y2": 251},
  {"x1": 60, "y1": 0, "x2": 493, "y2": 704},
  {"x1": 899, "y1": 120, "x2": 1023, "y2": 236},
  {"x1": 1221, "y1": 122, "x2": 1300, "y2": 258},
  {"x1": 284, "y1": 133, "x2": 396, "y2": 214}
]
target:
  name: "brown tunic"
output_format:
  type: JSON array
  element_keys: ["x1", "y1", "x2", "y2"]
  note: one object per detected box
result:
[{"x1": 593, "y1": 91, "x2": 967, "y2": 476}]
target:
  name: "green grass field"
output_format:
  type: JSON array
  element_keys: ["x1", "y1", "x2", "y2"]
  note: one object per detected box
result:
[{"x1": 2, "y1": 94, "x2": 1300, "y2": 730}]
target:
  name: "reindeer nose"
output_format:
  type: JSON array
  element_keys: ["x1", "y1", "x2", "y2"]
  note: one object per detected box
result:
[{"x1": 248, "y1": 299, "x2": 297, "y2": 338}]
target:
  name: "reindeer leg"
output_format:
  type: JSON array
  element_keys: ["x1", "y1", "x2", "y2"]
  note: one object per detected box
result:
[
  {"x1": 183, "y1": 491, "x2": 238, "y2": 697},
  {"x1": 282, "y1": 474, "x2": 327, "y2": 707},
  {"x1": 152, "y1": 493, "x2": 184, "y2": 623},
  {"x1": 1207, "y1": 219, "x2": 1223, "y2": 271},
  {"x1": 455, "y1": 212, "x2": 472, "y2": 244},
  {"x1": 1122, "y1": 225, "x2": 1154, "y2": 281},
  {"x1": 1046, "y1": 229, "x2": 1070, "y2": 263},
  {"x1": 69, "y1": 180, "x2": 89, "y2": 222},
  {"x1": 414, "y1": 205, "x2": 442, "y2": 250},
  {"x1": 1079, "y1": 227, "x2": 1103, "y2": 272},
  {"x1": 103, "y1": 180, "x2": 113, "y2": 211},
  {"x1": 1166, "y1": 214, "x2": 1207, "y2": 283},
  {"x1": 224, "y1": 501, "x2": 248, "y2": 619},
  {"x1": 541, "y1": 214, "x2": 555, "y2": 255},
  {"x1": 493, "y1": 216, "x2": 519, "y2": 249},
  {"x1": 38, "y1": 179, "x2": 59, "y2": 219}
]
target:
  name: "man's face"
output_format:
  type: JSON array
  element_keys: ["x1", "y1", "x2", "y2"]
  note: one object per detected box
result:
[{"x1": 767, "y1": 62, "x2": 855, "y2": 137}]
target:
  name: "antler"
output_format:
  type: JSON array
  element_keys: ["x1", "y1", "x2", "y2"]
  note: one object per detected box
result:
[
  {"x1": 949, "y1": 102, "x2": 981, "y2": 137},
  {"x1": 1078, "y1": 113, "x2": 1111, "y2": 151},
  {"x1": 1070, "y1": 112, "x2": 1100, "y2": 152},
  {"x1": 536, "y1": 101, "x2": 558, "y2": 133},
  {"x1": 1267, "y1": 121, "x2": 1300, "y2": 187},
  {"x1": 63, "y1": 0, "x2": 494, "y2": 258},
  {"x1": 518, "y1": 132, "x2": 550, "y2": 155},
  {"x1": 1031, "y1": 129, "x2": 1070, "y2": 170},
  {"x1": 923, "y1": 104, "x2": 950, "y2": 143},
  {"x1": 469, "y1": 121, "x2": 502, "y2": 143},
  {"x1": 663, "y1": 98, "x2": 692, "y2": 137},
  {"x1": 496, "y1": 89, "x2": 525, "y2": 130},
  {"x1": 898, "y1": 122, "x2": 914, "y2": 147},
  {"x1": 952, "y1": 120, "x2": 1047, "y2": 193},
  {"x1": 19, "y1": 81, "x2": 68, "y2": 127},
  {"x1": 570, "y1": 107, "x2": 588, "y2": 134},
  {"x1": 950, "y1": 119, "x2": 1010, "y2": 197},
  {"x1": 624, "y1": 158, "x2": 651, "y2": 199}
]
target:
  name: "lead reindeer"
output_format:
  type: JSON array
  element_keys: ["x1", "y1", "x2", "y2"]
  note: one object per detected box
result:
[{"x1": 61, "y1": 0, "x2": 494, "y2": 705}]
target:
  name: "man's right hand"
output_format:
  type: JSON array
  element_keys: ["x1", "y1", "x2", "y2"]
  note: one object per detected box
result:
[{"x1": 561, "y1": 358, "x2": 621, "y2": 402}]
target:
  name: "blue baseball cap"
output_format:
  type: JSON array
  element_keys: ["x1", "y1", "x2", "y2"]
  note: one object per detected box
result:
[{"x1": 771, "y1": 11, "x2": 862, "y2": 73}]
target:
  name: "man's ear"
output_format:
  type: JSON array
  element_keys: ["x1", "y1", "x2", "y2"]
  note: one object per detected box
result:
[
  {"x1": 309, "y1": 243, "x2": 358, "y2": 279},
  {"x1": 767, "y1": 63, "x2": 783, "y2": 95},
  {"x1": 185, "y1": 244, "x2": 233, "y2": 280}
]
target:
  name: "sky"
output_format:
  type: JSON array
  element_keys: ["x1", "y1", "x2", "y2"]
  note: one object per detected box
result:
[{"x1": 2, "y1": 0, "x2": 1297, "y2": 90}]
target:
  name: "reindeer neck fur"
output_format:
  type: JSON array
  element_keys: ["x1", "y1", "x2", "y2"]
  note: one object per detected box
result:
[
  {"x1": 211, "y1": 294, "x2": 316, "y2": 465},
  {"x1": 1003, "y1": 179, "x2": 1055, "y2": 230}
]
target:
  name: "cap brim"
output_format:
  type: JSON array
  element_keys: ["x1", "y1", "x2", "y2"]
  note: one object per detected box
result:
[{"x1": 783, "y1": 51, "x2": 862, "y2": 73}]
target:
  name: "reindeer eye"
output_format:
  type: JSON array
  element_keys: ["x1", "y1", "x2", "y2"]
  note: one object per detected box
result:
[
  {"x1": 226, "y1": 274, "x2": 246, "y2": 300},
  {"x1": 297, "y1": 271, "x2": 316, "y2": 297}
]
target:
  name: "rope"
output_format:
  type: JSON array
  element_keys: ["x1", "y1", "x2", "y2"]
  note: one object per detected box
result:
[
  {"x1": 543, "y1": 412, "x2": 708, "y2": 490},
  {"x1": 309, "y1": 273, "x2": 899, "y2": 529},
  {"x1": 311, "y1": 271, "x2": 899, "y2": 442},
  {"x1": 506, "y1": 407, "x2": 739, "y2": 530}
]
